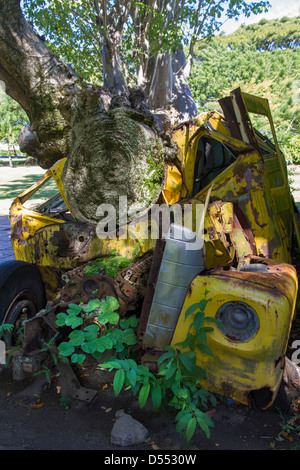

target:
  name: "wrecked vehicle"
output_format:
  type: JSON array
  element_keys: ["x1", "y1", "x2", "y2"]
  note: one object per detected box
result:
[{"x1": 0, "y1": 88, "x2": 299, "y2": 409}]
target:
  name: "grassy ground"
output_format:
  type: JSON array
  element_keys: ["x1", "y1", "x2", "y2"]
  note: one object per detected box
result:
[{"x1": 0, "y1": 165, "x2": 58, "y2": 216}]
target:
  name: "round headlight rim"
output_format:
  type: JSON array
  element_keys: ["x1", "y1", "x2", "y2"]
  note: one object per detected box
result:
[{"x1": 216, "y1": 300, "x2": 260, "y2": 342}]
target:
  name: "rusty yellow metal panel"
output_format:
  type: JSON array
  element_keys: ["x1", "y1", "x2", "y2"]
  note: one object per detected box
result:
[
  {"x1": 171, "y1": 260, "x2": 298, "y2": 407},
  {"x1": 162, "y1": 164, "x2": 183, "y2": 205},
  {"x1": 232, "y1": 88, "x2": 300, "y2": 249},
  {"x1": 183, "y1": 144, "x2": 291, "y2": 263},
  {"x1": 49, "y1": 158, "x2": 77, "y2": 218}
]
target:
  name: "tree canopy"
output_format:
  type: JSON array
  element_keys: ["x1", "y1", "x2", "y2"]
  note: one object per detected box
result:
[
  {"x1": 23, "y1": 0, "x2": 269, "y2": 92},
  {"x1": 189, "y1": 16, "x2": 300, "y2": 162}
]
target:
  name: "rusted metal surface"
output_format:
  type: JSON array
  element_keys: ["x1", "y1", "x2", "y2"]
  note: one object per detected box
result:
[
  {"x1": 171, "y1": 257, "x2": 298, "y2": 408},
  {"x1": 55, "y1": 253, "x2": 153, "y2": 316},
  {"x1": 219, "y1": 95, "x2": 243, "y2": 142},
  {"x1": 23, "y1": 305, "x2": 58, "y2": 355},
  {"x1": 227, "y1": 88, "x2": 258, "y2": 148}
]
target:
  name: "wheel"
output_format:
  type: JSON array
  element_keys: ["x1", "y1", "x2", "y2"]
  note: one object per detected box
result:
[{"x1": 0, "y1": 261, "x2": 46, "y2": 343}]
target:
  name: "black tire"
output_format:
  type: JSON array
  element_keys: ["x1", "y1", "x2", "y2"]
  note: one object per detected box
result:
[{"x1": 0, "y1": 261, "x2": 46, "y2": 327}]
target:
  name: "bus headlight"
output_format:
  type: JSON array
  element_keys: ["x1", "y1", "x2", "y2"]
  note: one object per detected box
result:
[{"x1": 216, "y1": 302, "x2": 259, "y2": 341}]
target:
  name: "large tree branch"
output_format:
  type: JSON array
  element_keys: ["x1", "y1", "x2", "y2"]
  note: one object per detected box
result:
[{"x1": 0, "y1": 0, "x2": 83, "y2": 167}]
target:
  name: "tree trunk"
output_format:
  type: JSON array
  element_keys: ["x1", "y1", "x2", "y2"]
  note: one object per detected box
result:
[
  {"x1": 171, "y1": 49, "x2": 198, "y2": 122},
  {"x1": 0, "y1": 0, "x2": 82, "y2": 168},
  {"x1": 0, "y1": 0, "x2": 188, "y2": 225},
  {"x1": 102, "y1": 43, "x2": 128, "y2": 95},
  {"x1": 148, "y1": 51, "x2": 173, "y2": 109},
  {"x1": 8, "y1": 146, "x2": 13, "y2": 168}
]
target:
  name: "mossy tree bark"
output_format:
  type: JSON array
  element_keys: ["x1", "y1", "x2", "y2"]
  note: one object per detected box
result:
[{"x1": 0, "y1": 0, "x2": 177, "y2": 224}]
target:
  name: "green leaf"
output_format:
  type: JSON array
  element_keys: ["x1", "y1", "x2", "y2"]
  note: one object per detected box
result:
[
  {"x1": 151, "y1": 382, "x2": 162, "y2": 409},
  {"x1": 83, "y1": 298, "x2": 101, "y2": 312},
  {"x1": 196, "y1": 343, "x2": 214, "y2": 357},
  {"x1": 120, "y1": 315, "x2": 139, "y2": 329},
  {"x1": 176, "y1": 410, "x2": 191, "y2": 433},
  {"x1": 81, "y1": 340, "x2": 98, "y2": 354},
  {"x1": 127, "y1": 368, "x2": 137, "y2": 387},
  {"x1": 56, "y1": 312, "x2": 67, "y2": 326},
  {"x1": 186, "y1": 417, "x2": 197, "y2": 442},
  {"x1": 58, "y1": 342, "x2": 75, "y2": 357},
  {"x1": 122, "y1": 328, "x2": 137, "y2": 346},
  {"x1": 205, "y1": 316, "x2": 223, "y2": 328},
  {"x1": 128, "y1": 315, "x2": 139, "y2": 327},
  {"x1": 196, "y1": 328, "x2": 207, "y2": 345},
  {"x1": 120, "y1": 318, "x2": 129, "y2": 329},
  {"x1": 165, "y1": 362, "x2": 177, "y2": 380},
  {"x1": 139, "y1": 383, "x2": 150, "y2": 408},
  {"x1": 184, "y1": 304, "x2": 200, "y2": 320},
  {"x1": 94, "y1": 337, "x2": 106, "y2": 353},
  {"x1": 175, "y1": 332, "x2": 196, "y2": 350},
  {"x1": 97, "y1": 311, "x2": 119, "y2": 325},
  {"x1": 101, "y1": 296, "x2": 119, "y2": 313},
  {"x1": 197, "y1": 298, "x2": 212, "y2": 311},
  {"x1": 157, "y1": 350, "x2": 175, "y2": 366},
  {"x1": 194, "y1": 412, "x2": 212, "y2": 439},
  {"x1": 83, "y1": 324, "x2": 100, "y2": 341},
  {"x1": 193, "y1": 311, "x2": 205, "y2": 331},
  {"x1": 100, "y1": 335, "x2": 114, "y2": 350},
  {"x1": 194, "y1": 365, "x2": 207, "y2": 379},
  {"x1": 67, "y1": 303, "x2": 82, "y2": 315},
  {"x1": 113, "y1": 369, "x2": 125, "y2": 396},
  {"x1": 71, "y1": 353, "x2": 86, "y2": 364},
  {"x1": 99, "y1": 360, "x2": 122, "y2": 370},
  {"x1": 69, "y1": 329, "x2": 85, "y2": 346},
  {"x1": 65, "y1": 315, "x2": 83, "y2": 329},
  {"x1": 201, "y1": 326, "x2": 214, "y2": 333},
  {"x1": 178, "y1": 351, "x2": 196, "y2": 373}
]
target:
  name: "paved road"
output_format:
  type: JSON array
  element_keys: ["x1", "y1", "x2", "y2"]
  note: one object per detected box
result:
[{"x1": 0, "y1": 216, "x2": 14, "y2": 262}]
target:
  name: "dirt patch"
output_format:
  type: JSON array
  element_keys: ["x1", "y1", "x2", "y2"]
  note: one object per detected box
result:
[{"x1": 0, "y1": 363, "x2": 299, "y2": 452}]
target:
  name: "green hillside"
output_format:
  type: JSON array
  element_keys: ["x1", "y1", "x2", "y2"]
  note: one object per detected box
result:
[{"x1": 189, "y1": 16, "x2": 300, "y2": 163}]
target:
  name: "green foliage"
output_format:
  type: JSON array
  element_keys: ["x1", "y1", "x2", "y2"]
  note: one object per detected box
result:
[
  {"x1": 56, "y1": 297, "x2": 139, "y2": 364},
  {"x1": 0, "y1": 89, "x2": 28, "y2": 159},
  {"x1": 21, "y1": 0, "x2": 270, "y2": 86},
  {"x1": 100, "y1": 291, "x2": 218, "y2": 442},
  {"x1": 190, "y1": 16, "x2": 300, "y2": 162},
  {"x1": 55, "y1": 288, "x2": 218, "y2": 442},
  {"x1": 22, "y1": 0, "x2": 103, "y2": 83},
  {"x1": 217, "y1": 16, "x2": 300, "y2": 51},
  {"x1": 83, "y1": 250, "x2": 131, "y2": 278},
  {"x1": 0, "y1": 323, "x2": 14, "y2": 342},
  {"x1": 282, "y1": 135, "x2": 300, "y2": 164}
]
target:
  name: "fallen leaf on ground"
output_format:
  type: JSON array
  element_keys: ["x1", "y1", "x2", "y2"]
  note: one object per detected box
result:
[
  {"x1": 282, "y1": 432, "x2": 293, "y2": 441},
  {"x1": 31, "y1": 402, "x2": 44, "y2": 409}
]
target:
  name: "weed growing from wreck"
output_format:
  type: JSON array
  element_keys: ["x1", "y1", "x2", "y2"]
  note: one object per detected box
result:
[
  {"x1": 100, "y1": 290, "x2": 220, "y2": 442},
  {"x1": 83, "y1": 249, "x2": 131, "y2": 278},
  {"x1": 0, "y1": 323, "x2": 14, "y2": 342},
  {"x1": 56, "y1": 297, "x2": 138, "y2": 365},
  {"x1": 55, "y1": 290, "x2": 220, "y2": 442}
]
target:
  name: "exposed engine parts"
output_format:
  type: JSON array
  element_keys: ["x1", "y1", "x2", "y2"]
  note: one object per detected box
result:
[{"x1": 56, "y1": 253, "x2": 153, "y2": 316}]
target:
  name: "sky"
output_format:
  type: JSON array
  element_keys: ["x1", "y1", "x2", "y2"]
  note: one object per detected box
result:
[{"x1": 221, "y1": 0, "x2": 300, "y2": 35}]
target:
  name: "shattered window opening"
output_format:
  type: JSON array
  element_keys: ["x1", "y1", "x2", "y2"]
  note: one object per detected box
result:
[{"x1": 192, "y1": 137, "x2": 238, "y2": 195}]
